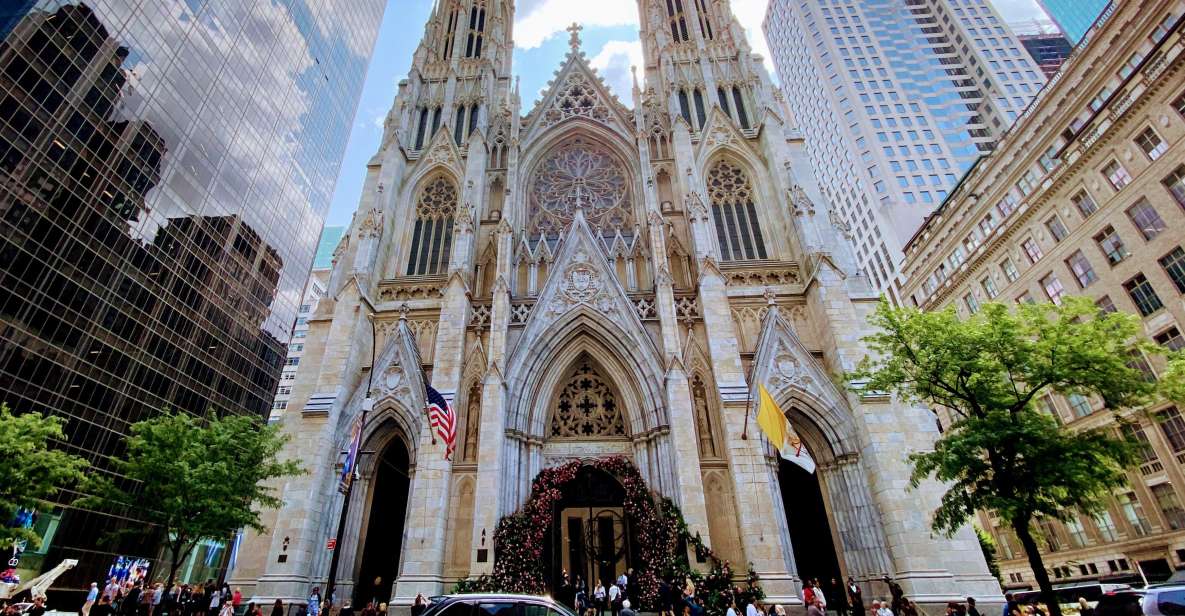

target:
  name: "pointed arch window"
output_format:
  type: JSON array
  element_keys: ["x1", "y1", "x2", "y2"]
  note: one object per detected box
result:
[
  {"x1": 452, "y1": 104, "x2": 480, "y2": 145},
  {"x1": 464, "y1": 2, "x2": 486, "y2": 58},
  {"x1": 692, "y1": 89, "x2": 707, "y2": 129},
  {"x1": 407, "y1": 176, "x2": 457, "y2": 275},
  {"x1": 707, "y1": 160, "x2": 768, "y2": 261},
  {"x1": 665, "y1": 0, "x2": 690, "y2": 42},
  {"x1": 414, "y1": 106, "x2": 430, "y2": 150},
  {"x1": 694, "y1": 0, "x2": 714, "y2": 40},
  {"x1": 442, "y1": 4, "x2": 460, "y2": 59},
  {"x1": 732, "y1": 86, "x2": 750, "y2": 129},
  {"x1": 678, "y1": 89, "x2": 693, "y2": 126},
  {"x1": 717, "y1": 86, "x2": 731, "y2": 117}
]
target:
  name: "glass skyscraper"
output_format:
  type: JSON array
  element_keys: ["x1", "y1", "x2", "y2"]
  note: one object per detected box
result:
[
  {"x1": 0, "y1": 0, "x2": 383, "y2": 594},
  {"x1": 763, "y1": 0, "x2": 1046, "y2": 302},
  {"x1": 1037, "y1": 0, "x2": 1110, "y2": 43}
]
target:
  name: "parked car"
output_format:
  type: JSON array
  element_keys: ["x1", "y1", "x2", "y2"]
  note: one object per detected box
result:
[
  {"x1": 421, "y1": 594, "x2": 580, "y2": 616},
  {"x1": 1139, "y1": 584, "x2": 1185, "y2": 616},
  {"x1": 1094, "y1": 589, "x2": 1143, "y2": 616}
]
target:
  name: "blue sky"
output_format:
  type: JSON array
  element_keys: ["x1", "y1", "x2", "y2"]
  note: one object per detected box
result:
[{"x1": 325, "y1": 0, "x2": 1047, "y2": 227}]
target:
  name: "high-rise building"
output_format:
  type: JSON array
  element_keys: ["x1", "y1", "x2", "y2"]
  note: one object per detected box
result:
[
  {"x1": 230, "y1": 0, "x2": 999, "y2": 610},
  {"x1": 270, "y1": 226, "x2": 344, "y2": 423},
  {"x1": 0, "y1": 0, "x2": 383, "y2": 594},
  {"x1": 899, "y1": 0, "x2": 1185, "y2": 586},
  {"x1": 1019, "y1": 32, "x2": 1074, "y2": 77},
  {"x1": 1037, "y1": 0, "x2": 1111, "y2": 43},
  {"x1": 763, "y1": 0, "x2": 1047, "y2": 301}
]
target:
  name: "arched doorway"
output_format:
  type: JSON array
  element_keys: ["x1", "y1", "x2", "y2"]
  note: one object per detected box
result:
[
  {"x1": 355, "y1": 435, "x2": 411, "y2": 606},
  {"x1": 778, "y1": 457, "x2": 842, "y2": 596},
  {"x1": 545, "y1": 465, "x2": 638, "y2": 592}
]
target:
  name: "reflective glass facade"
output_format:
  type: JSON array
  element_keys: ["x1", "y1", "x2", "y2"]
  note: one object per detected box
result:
[
  {"x1": 1037, "y1": 0, "x2": 1110, "y2": 43},
  {"x1": 0, "y1": 0, "x2": 383, "y2": 592}
]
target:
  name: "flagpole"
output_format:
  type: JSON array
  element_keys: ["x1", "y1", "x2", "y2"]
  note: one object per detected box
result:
[{"x1": 741, "y1": 359, "x2": 756, "y2": 440}]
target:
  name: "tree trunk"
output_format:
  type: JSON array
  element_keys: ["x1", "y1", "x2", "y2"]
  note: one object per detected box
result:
[{"x1": 1013, "y1": 518, "x2": 1062, "y2": 616}]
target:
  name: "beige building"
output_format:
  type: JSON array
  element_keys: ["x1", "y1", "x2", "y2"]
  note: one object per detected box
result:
[
  {"x1": 229, "y1": 0, "x2": 1001, "y2": 610},
  {"x1": 899, "y1": 0, "x2": 1185, "y2": 589}
]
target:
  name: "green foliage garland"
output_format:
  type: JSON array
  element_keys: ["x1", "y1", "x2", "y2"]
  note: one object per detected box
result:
[{"x1": 454, "y1": 457, "x2": 763, "y2": 615}]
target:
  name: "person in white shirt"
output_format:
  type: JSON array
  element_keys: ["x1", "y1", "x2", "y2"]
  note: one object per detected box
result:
[
  {"x1": 877, "y1": 600, "x2": 894, "y2": 616},
  {"x1": 746, "y1": 600, "x2": 762, "y2": 616},
  {"x1": 594, "y1": 582, "x2": 606, "y2": 616},
  {"x1": 814, "y1": 582, "x2": 827, "y2": 611},
  {"x1": 726, "y1": 598, "x2": 740, "y2": 616},
  {"x1": 609, "y1": 584, "x2": 621, "y2": 616}
]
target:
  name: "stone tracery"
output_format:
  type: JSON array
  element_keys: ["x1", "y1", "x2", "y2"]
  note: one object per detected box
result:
[
  {"x1": 549, "y1": 356, "x2": 627, "y2": 438},
  {"x1": 529, "y1": 136, "x2": 633, "y2": 237}
]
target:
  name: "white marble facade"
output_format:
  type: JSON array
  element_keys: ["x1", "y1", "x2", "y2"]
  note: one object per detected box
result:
[{"x1": 230, "y1": 0, "x2": 1002, "y2": 611}]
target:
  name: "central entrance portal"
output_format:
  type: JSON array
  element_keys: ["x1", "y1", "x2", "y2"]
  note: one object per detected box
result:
[{"x1": 546, "y1": 465, "x2": 636, "y2": 590}]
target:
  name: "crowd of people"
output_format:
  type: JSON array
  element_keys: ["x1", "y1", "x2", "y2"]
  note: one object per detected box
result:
[{"x1": 74, "y1": 579, "x2": 256, "y2": 616}]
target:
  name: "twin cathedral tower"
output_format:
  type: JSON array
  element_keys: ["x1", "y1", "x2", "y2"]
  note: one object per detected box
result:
[{"x1": 231, "y1": 0, "x2": 999, "y2": 609}]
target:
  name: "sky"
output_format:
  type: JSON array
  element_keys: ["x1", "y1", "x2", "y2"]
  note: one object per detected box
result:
[{"x1": 325, "y1": 0, "x2": 1049, "y2": 227}]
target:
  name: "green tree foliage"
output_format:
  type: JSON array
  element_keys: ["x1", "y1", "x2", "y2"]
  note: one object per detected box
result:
[
  {"x1": 1164, "y1": 354, "x2": 1185, "y2": 404},
  {"x1": 849, "y1": 297, "x2": 1157, "y2": 616},
  {"x1": 0, "y1": 405, "x2": 89, "y2": 549},
  {"x1": 82, "y1": 412, "x2": 302, "y2": 587},
  {"x1": 974, "y1": 525, "x2": 1001, "y2": 584}
]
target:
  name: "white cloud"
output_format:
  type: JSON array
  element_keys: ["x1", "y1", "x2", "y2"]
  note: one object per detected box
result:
[
  {"x1": 589, "y1": 40, "x2": 644, "y2": 104},
  {"x1": 514, "y1": 0, "x2": 638, "y2": 49}
]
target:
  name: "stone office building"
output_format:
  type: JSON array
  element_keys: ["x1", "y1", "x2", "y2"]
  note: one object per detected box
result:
[
  {"x1": 899, "y1": 0, "x2": 1185, "y2": 588},
  {"x1": 231, "y1": 0, "x2": 1000, "y2": 609}
]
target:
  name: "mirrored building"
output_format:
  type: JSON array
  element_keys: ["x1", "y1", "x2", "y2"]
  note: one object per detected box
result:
[{"x1": 0, "y1": 0, "x2": 384, "y2": 594}]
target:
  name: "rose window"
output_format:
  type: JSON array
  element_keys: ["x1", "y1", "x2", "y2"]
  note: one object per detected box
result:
[{"x1": 528, "y1": 136, "x2": 632, "y2": 236}]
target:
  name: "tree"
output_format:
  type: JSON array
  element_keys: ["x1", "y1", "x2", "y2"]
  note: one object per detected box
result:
[
  {"x1": 0, "y1": 405, "x2": 89, "y2": 550},
  {"x1": 83, "y1": 412, "x2": 303, "y2": 587},
  {"x1": 1164, "y1": 354, "x2": 1185, "y2": 404},
  {"x1": 848, "y1": 297, "x2": 1157, "y2": 616},
  {"x1": 974, "y1": 525, "x2": 1002, "y2": 584}
]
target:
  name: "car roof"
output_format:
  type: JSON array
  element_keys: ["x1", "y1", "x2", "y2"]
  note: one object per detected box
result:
[{"x1": 438, "y1": 594, "x2": 556, "y2": 602}]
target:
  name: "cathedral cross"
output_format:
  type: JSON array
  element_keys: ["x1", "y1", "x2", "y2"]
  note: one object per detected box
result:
[{"x1": 567, "y1": 22, "x2": 583, "y2": 51}]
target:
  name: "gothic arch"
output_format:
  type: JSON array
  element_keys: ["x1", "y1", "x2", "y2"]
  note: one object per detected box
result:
[
  {"x1": 698, "y1": 149, "x2": 784, "y2": 261},
  {"x1": 387, "y1": 165, "x2": 463, "y2": 278}
]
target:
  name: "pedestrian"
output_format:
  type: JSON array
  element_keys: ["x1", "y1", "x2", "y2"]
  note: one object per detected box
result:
[
  {"x1": 726, "y1": 598, "x2": 739, "y2": 616},
  {"x1": 609, "y1": 582, "x2": 621, "y2": 616},
  {"x1": 411, "y1": 595, "x2": 428, "y2": 616},
  {"x1": 308, "y1": 588, "x2": 322, "y2": 616},
  {"x1": 124, "y1": 584, "x2": 143, "y2": 616},
  {"x1": 846, "y1": 579, "x2": 863, "y2": 616},
  {"x1": 619, "y1": 600, "x2": 636, "y2": 616},
  {"x1": 813, "y1": 581, "x2": 827, "y2": 613},
  {"x1": 594, "y1": 581, "x2": 606, "y2": 616},
  {"x1": 141, "y1": 583, "x2": 156, "y2": 616},
  {"x1": 209, "y1": 588, "x2": 221, "y2": 616},
  {"x1": 746, "y1": 599, "x2": 761, "y2": 616},
  {"x1": 271, "y1": 600, "x2": 284, "y2": 616},
  {"x1": 220, "y1": 602, "x2": 234, "y2": 616},
  {"x1": 575, "y1": 587, "x2": 589, "y2": 616},
  {"x1": 85, "y1": 583, "x2": 100, "y2": 616},
  {"x1": 803, "y1": 582, "x2": 816, "y2": 606},
  {"x1": 27, "y1": 596, "x2": 47, "y2": 616},
  {"x1": 807, "y1": 599, "x2": 825, "y2": 616},
  {"x1": 94, "y1": 597, "x2": 117, "y2": 616},
  {"x1": 1002, "y1": 594, "x2": 1017, "y2": 616},
  {"x1": 658, "y1": 578, "x2": 671, "y2": 616},
  {"x1": 883, "y1": 578, "x2": 903, "y2": 616},
  {"x1": 876, "y1": 600, "x2": 893, "y2": 616},
  {"x1": 900, "y1": 599, "x2": 918, "y2": 616},
  {"x1": 106, "y1": 579, "x2": 122, "y2": 602},
  {"x1": 830, "y1": 579, "x2": 848, "y2": 616},
  {"x1": 616, "y1": 572, "x2": 629, "y2": 602},
  {"x1": 1077, "y1": 598, "x2": 1094, "y2": 616}
]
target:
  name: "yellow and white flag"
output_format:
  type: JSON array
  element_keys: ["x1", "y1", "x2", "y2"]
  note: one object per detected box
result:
[{"x1": 756, "y1": 384, "x2": 816, "y2": 474}]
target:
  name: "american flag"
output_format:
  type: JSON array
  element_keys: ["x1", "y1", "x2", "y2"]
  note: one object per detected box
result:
[{"x1": 425, "y1": 384, "x2": 456, "y2": 460}]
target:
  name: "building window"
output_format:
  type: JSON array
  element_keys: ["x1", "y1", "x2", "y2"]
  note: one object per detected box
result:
[
  {"x1": 1072, "y1": 190, "x2": 1099, "y2": 218},
  {"x1": 273, "y1": 401, "x2": 287, "y2": 410},
  {"x1": 463, "y1": 3, "x2": 487, "y2": 58},
  {"x1": 1136, "y1": 127, "x2": 1168, "y2": 160},
  {"x1": 1090, "y1": 509, "x2": 1118, "y2": 540},
  {"x1": 963, "y1": 292, "x2": 980, "y2": 314},
  {"x1": 1000, "y1": 258, "x2": 1020, "y2": 282},
  {"x1": 1065, "y1": 250, "x2": 1097, "y2": 288},
  {"x1": 1096, "y1": 295, "x2": 1118, "y2": 313},
  {"x1": 1065, "y1": 517, "x2": 1089, "y2": 548},
  {"x1": 1039, "y1": 519, "x2": 1062, "y2": 552},
  {"x1": 707, "y1": 160, "x2": 768, "y2": 261},
  {"x1": 281, "y1": 372, "x2": 296, "y2": 382},
  {"x1": 1160, "y1": 407, "x2": 1185, "y2": 452},
  {"x1": 288, "y1": 343, "x2": 304, "y2": 353},
  {"x1": 1129, "y1": 350, "x2": 1159, "y2": 382},
  {"x1": 1041, "y1": 273, "x2": 1066, "y2": 304},
  {"x1": 1094, "y1": 226, "x2": 1129, "y2": 265},
  {"x1": 1156, "y1": 327, "x2": 1185, "y2": 352},
  {"x1": 1046, "y1": 216, "x2": 1069, "y2": 242},
  {"x1": 407, "y1": 176, "x2": 458, "y2": 276},
  {"x1": 1021, "y1": 238, "x2": 1044, "y2": 264},
  {"x1": 694, "y1": 0, "x2": 715, "y2": 40},
  {"x1": 1103, "y1": 160, "x2": 1132, "y2": 190},
  {"x1": 1127, "y1": 199, "x2": 1167, "y2": 240},
  {"x1": 1161, "y1": 247, "x2": 1185, "y2": 293},
  {"x1": 277, "y1": 386, "x2": 292, "y2": 396},
  {"x1": 1119, "y1": 492, "x2": 1152, "y2": 536},
  {"x1": 1067, "y1": 393, "x2": 1092, "y2": 418},
  {"x1": 285, "y1": 357, "x2": 300, "y2": 366},
  {"x1": 665, "y1": 0, "x2": 690, "y2": 42},
  {"x1": 1125, "y1": 273, "x2": 1164, "y2": 316},
  {"x1": 1164, "y1": 166, "x2": 1185, "y2": 209},
  {"x1": 981, "y1": 275, "x2": 999, "y2": 298},
  {"x1": 1123, "y1": 422, "x2": 1159, "y2": 463},
  {"x1": 1152, "y1": 482, "x2": 1185, "y2": 530}
]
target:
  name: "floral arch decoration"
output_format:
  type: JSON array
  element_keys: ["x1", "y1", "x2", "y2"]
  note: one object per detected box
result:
[{"x1": 454, "y1": 457, "x2": 764, "y2": 615}]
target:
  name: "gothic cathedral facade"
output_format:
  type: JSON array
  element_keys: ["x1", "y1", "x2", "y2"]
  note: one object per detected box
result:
[{"x1": 231, "y1": 0, "x2": 999, "y2": 610}]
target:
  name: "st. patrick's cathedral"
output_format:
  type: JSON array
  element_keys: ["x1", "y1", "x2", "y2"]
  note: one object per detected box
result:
[{"x1": 231, "y1": 0, "x2": 1000, "y2": 611}]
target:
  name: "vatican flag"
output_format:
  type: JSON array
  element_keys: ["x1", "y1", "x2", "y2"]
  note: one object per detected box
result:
[{"x1": 756, "y1": 384, "x2": 817, "y2": 474}]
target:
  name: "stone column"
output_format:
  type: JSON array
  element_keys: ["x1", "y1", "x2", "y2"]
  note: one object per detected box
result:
[{"x1": 469, "y1": 219, "x2": 514, "y2": 575}]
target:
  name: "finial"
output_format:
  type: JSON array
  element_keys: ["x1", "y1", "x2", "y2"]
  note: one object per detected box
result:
[{"x1": 566, "y1": 22, "x2": 583, "y2": 51}]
